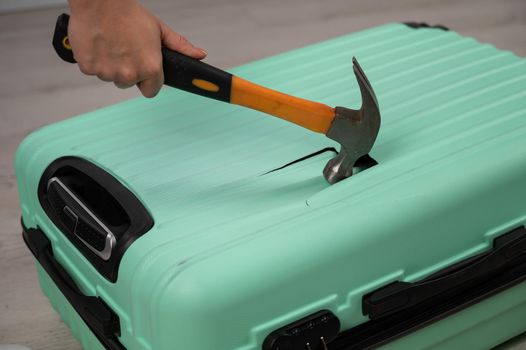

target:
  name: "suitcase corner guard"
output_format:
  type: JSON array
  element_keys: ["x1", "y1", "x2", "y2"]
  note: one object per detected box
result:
[{"x1": 23, "y1": 223, "x2": 125, "y2": 350}]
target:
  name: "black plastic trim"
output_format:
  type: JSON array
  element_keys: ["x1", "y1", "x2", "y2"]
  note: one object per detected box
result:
[
  {"x1": 403, "y1": 22, "x2": 449, "y2": 31},
  {"x1": 23, "y1": 224, "x2": 126, "y2": 350},
  {"x1": 38, "y1": 156, "x2": 154, "y2": 282},
  {"x1": 363, "y1": 227, "x2": 526, "y2": 319},
  {"x1": 332, "y1": 226, "x2": 526, "y2": 349}
]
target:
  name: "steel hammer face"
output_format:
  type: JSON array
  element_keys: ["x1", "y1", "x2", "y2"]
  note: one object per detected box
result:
[{"x1": 323, "y1": 58, "x2": 381, "y2": 184}]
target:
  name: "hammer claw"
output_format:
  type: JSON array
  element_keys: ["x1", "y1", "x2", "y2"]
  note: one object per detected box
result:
[
  {"x1": 352, "y1": 57, "x2": 372, "y2": 94},
  {"x1": 323, "y1": 57, "x2": 381, "y2": 184},
  {"x1": 353, "y1": 57, "x2": 379, "y2": 115}
]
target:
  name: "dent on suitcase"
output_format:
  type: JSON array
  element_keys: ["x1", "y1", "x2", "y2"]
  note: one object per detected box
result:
[{"x1": 37, "y1": 156, "x2": 154, "y2": 282}]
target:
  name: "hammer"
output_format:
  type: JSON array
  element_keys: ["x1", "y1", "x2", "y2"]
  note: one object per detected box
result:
[{"x1": 53, "y1": 14, "x2": 381, "y2": 184}]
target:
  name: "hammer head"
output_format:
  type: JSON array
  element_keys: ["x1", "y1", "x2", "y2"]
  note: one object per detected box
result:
[{"x1": 323, "y1": 57, "x2": 381, "y2": 184}]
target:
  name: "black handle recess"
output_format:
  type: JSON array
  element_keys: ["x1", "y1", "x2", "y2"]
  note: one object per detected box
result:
[
  {"x1": 363, "y1": 226, "x2": 526, "y2": 319},
  {"x1": 53, "y1": 13, "x2": 233, "y2": 102},
  {"x1": 23, "y1": 225, "x2": 125, "y2": 350},
  {"x1": 38, "y1": 157, "x2": 154, "y2": 282}
]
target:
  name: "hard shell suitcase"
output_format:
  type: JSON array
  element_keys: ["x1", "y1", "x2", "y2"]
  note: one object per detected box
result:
[{"x1": 16, "y1": 23, "x2": 526, "y2": 350}]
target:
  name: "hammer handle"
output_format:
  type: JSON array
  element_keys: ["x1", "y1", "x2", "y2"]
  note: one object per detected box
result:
[{"x1": 53, "y1": 13, "x2": 335, "y2": 133}]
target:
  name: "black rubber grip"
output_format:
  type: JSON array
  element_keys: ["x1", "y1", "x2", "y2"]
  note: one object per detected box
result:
[
  {"x1": 52, "y1": 13, "x2": 233, "y2": 102},
  {"x1": 53, "y1": 13, "x2": 75, "y2": 63},
  {"x1": 161, "y1": 48, "x2": 232, "y2": 102}
]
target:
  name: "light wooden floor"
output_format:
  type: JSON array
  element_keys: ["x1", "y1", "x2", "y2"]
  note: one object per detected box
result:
[{"x1": 1, "y1": 0, "x2": 526, "y2": 349}]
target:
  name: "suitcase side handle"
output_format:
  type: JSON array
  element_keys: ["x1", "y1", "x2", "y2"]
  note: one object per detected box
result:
[
  {"x1": 46, "y1": 176, "x2": 118, "y2": 261},
  {"x1": 22, "y1": 225, "x2": 125, "y2": 350},
  {"x1": 38, "y1": 156, "x2": 154, "y2": 282},
  {"x1": 363, "y1": 226, "x2": 526, "y2": 319}
]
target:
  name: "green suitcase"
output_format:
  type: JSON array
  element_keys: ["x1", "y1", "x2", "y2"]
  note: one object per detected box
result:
[{"x1": 16, "y1": 22, "x2": 526, "y2": 350}]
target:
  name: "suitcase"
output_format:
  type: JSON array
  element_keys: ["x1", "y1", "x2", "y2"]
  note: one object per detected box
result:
[{"x1": 16, "y1": 22, "x2": 526, "y2": 350}]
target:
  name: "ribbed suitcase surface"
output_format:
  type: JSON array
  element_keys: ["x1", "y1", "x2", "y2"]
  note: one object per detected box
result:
[{"x1": 16, "y1": 23, "x2": 526, "y2": 350}]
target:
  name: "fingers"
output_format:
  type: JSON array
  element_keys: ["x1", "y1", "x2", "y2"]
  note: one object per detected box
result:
[
  {"x1": 136, "y1": 59, "x2": 164, "y2": 97},
  {"x1": 79, "y1": 61, "x2": 162, "y2": 97},
  {"x1": 77, "y1": 61, "x2": 114, "y2": 82},
  {"x1": 113, "y1": 66, "x2": 140, "y2": 89},
  {"x1": 78, "y1": 60, "x2": 163, "y2": 97},
  {"x1": 160, "y1": 22, "x2": 207, "y2": 60},
  {"x1": 114, "y1": 81, "x2": 135, "y2": 89},
  {"x1": 80, "y1": 63, "x2": 141, "y2": 88},
  {"x1": 137, "y1": 77, "x2": 162, "y2": 98}
]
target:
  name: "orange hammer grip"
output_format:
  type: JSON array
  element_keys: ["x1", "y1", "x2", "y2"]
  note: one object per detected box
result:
[{"x1": 230, "y1": 77, "x2": 335, "y2": 134}]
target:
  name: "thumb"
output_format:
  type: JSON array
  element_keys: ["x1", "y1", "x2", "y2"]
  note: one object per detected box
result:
[{"x1": 160, "y1": 22, "x2": 207, "y2": 60}]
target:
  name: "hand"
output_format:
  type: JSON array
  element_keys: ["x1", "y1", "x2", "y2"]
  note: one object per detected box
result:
[{"x1": 67, "y1": 0, "x2": 207, "y2": 97}]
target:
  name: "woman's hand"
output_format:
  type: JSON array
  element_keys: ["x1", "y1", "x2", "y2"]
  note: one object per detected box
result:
[{"x1": 67, "y1": 0, "x2": 207, "y2": 97}]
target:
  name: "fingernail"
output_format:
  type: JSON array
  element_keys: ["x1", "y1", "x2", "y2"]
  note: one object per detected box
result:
[{"x1": 199, "y1": 48, "x2": 208, "y2": 57}]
